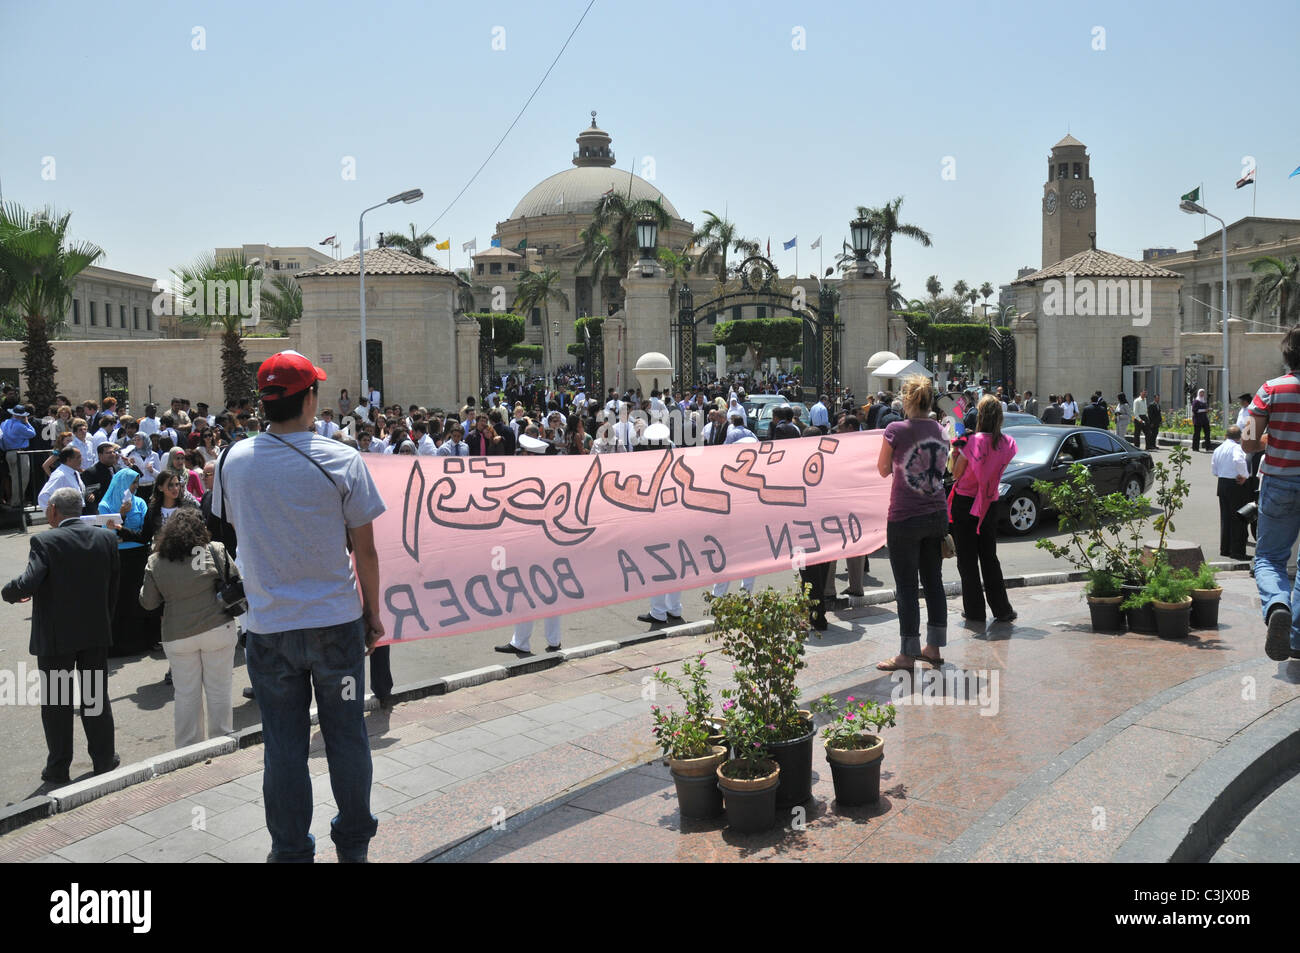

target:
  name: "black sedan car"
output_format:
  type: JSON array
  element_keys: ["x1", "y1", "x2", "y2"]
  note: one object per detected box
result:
[{"x1": 993, "y1": 426, "x2": 1154, "y2": 535}]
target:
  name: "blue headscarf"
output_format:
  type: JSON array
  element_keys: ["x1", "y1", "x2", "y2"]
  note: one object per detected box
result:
[{"x1": 99, "y1": 468, "x2": 146, "y2": 547}]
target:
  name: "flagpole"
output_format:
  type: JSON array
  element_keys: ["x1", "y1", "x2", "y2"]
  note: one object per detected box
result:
[{"x1": 1253, "y1": 163, "x2": 1257, "y2": 217}]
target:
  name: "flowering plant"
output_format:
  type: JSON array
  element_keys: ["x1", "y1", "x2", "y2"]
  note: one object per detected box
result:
[
  {"x1": 810, "y1": 693, "x2": 896, "y2": 750},
  {"x1": 649, "y1": 654, "x2": 716, "y2": 761},
  {"x1": 707, "y1": 584, "x2": 812, "y2": 743}
]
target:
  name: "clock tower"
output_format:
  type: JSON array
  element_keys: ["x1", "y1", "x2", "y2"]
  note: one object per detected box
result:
[{"x1": 1041, "y1": 134, "x2": 1096, "y2": 267}]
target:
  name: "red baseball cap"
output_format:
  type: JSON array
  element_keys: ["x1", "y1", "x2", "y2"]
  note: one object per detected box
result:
[{"x1": 258, "y1": 350, "x2": 326, "y2": 400}]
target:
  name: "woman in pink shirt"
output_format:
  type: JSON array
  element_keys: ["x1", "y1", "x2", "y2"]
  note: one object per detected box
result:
[{"x1": 949, "y1": 395, "x2": 1019, "y2": 624}]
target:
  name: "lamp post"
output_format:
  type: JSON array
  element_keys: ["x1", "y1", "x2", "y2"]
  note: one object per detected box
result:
[
  {"x1": 849, "y1": 217, "x2": 875, "y2": 278},
  {"x1": 1180, "y1": 199, "x2": 1230, "y2": 426},
  {"x1": 636, "y1": 214, "x2": 659, "y2": 268},
  {"x1": 359, "y1": 188, "x2": 423, "y2": 405}
]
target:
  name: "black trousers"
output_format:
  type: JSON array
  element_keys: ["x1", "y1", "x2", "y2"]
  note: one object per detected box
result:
[
  {"x1": 1146, "y1": 419, "x2": 1160, "y2": 450},
  {"x1": 799, "y1": 561, "x2": 832, "y2": 623},
  {"x1": 951, "y1": 493, "x2": 1013, "y2": 621},
  {"x1": 37, "y1": 647, "x2": 115, "y2": 778},
  {"x1": 1193, "y1": 420, "x2": 1212, "y2": 451},
  {"x1": 369, "y1": 645, "x2": 393, "y2": 702},
  {"x1": 1217, "y1": 477, "x2": 1249, "y2": 560}
]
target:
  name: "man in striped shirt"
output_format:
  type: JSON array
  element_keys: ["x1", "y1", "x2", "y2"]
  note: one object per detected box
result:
[{"x1": 1242, "y1": 326, "x2": 1300, "y2": 661}]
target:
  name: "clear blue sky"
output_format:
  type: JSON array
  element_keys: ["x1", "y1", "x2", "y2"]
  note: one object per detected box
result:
[{"x1": 3, "y1": 0, "x2": 1297, "y2": 302}]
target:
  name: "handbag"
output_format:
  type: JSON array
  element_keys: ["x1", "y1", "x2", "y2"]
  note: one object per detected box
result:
[
  {"x1": 209, "y1": 541, "x2": 247, "y2": 617},
  {"x1": 213, "y1": 446, "x2": 247, "y2": 617},
  {"x1": 941, "y1": 534, "x2": 957, "y2": 559}
]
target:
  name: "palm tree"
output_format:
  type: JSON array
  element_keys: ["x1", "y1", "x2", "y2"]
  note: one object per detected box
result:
[
  {"x1": 383, "y1": 223, "x2": 437, "y2": 260},
  {"x1": 691, "y1": 210, "x2": 759, "y2": 285},
  {"x1": 173, "y1": 250, "x2": 262, "y2": 405},
  {"x1": 857, "y1": 197, "x2": 932, "y2": 281},
  {"x1": 513, "y1": 268, "x2": 570, "y2": 376},
  {"x1": 952, "y1": 280, "x2": 969, "y2": 307},
  {"x1": 0, "y1": 203, "x2": 104, "y2": 411},
  {"x1": 925, "y1": 275, "x2": 943, "y2": 305},
  {"x1": 657, "y1": 245, "x2": 694, "y2": 307},
  {"x1": 575, "y1": 227, "x2": 618, "y2": 308},
  {"x1": 578, "y1": 193, "x2": 671, "y2": 309},
  {"x1": 979, "y1": 281, "x2": 995, "y2": 307},
  {"x1": 1245, "y1": 256, "x2": 1300, "y2": 327},
  {"x1": 886, "y1": 279, "x2": 907, "y2": 312},
  {"x1": 259, "y1": 275, "x2": 302, "y2": 335}
]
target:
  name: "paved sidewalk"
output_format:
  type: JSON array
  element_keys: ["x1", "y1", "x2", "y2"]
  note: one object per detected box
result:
[{"x1": 0, "y1": 572, "x2": 1293, "y2": 863}]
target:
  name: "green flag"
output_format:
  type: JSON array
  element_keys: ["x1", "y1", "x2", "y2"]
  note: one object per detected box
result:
[
  {"x1": 515, "y1": 239, "x2": 527, "y2": 250},
  {"x1": 1181, "y1": 186, "x2": 1200, "y2": 202}
]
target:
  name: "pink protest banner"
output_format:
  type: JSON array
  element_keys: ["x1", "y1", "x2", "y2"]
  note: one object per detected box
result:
[{"x1": 365, "y1": 432, "x2": 890, "y2": 644}]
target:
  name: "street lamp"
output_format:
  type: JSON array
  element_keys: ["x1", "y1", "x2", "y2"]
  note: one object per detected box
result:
[
  {"x1": 850, "y1": 217, "x2": 876, "y2": 277},
  {"x1": 636, "y1": 215, "x2": 659, "y2": 263},
  {"x1": 359, "y1": 188, "x2": 423, "y2": 406},
  {"x1": 1180, "y1": 198, "x2": 1230, "y2": 426}
]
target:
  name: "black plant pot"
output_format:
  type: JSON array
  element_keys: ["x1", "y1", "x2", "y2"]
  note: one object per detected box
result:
[
  {"x1": 1191, "y1": 590, "x2": 1221, "y2": 629},
  {"x1": 718, "y1": 780, "x2": 779, "y2": 833},
  {"x1": 1154, "y1": 600, "x2": 1192, "y2": 639},
  {"x1": 764, "y1": 718, "x2": 815, "y2": 809},
  {"x1": 827, "y1": 755, "x2": 883, "y2": 806},
  {"x1": 671, "y1": 770, "x2": 724, "y2": 819},
  {"x1": 1122, "y1": 585, "x2": 1156, "y2": 634},
  {"x1": 1087, "y1": 595, "x2": 1125, "y2": 633}
]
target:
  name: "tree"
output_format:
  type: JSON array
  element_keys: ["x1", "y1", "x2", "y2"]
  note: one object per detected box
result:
[
  {"x1": 172, "y1": 250, "x2": 262, "y2": 405},
  {"x1": 979, "y1": 281, "x2": 995, "y2": 307},
  {"x1": 691, "y1": 210, "x2": 759, "y2": 286},
  {"x1": 383, "y1": 223, "x2": 437, "y2": 260},
  {"x1": 508, "y1": 343, "x2": 543, "y2": 366},
  {"x1": 925, "y1": 275, "x2": 943, "y2": 305},
  {"x1": 658, "y1": 245, "x2": 694, "y2": 306},
  {"x1": 259, "y1": 275, "x2": 302, "y2": 335},
  {"x1": 713, "y1": 317, "x2": 802, "y2": 369},
  {"x1": 0, "y1": 203, "x2": 104, "y2": 410},
  {"x1": 857, "y1": 197, "x2": 932, "y2": 281},
  {"x1": 578, "y1": 193, "x2": 671, "y2": 309},
  {"x1": 469, "y1": 312, "x2": 525, "y2": 357},
  {"x1": 886, "y1": 279, "x2": 907, "y2": 312},
  {"x1": 513, "y1": 268, "x2": 569, "y2": 374},
  {"x1": 1246, "y1": 256, "x2": 1300, "y2": 327},
  {"x1": 952, "y1": 280, "x2": 969, "y2": 311}
]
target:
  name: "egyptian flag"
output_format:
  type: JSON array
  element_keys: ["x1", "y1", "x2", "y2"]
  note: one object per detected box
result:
[
  {"x1": 319, "y1": 235, "x2": 336, "y2": 246},
  {"x1": 1236, "y1": 168, "x2": 1256, "y2": 189}
]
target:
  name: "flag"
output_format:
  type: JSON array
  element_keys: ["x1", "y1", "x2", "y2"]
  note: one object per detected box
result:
[
  {"x1": 490, "y1": 237, "x2": 501, "y2": 247},
  {"x1": 1236, "y1": 168, "x2": 1256, "y2": 189},
  {"x1": 1290, "y1": 166, "x2": 1300, "y2": 179},
  {"x1": 810, "y1": 236, "x2": 821, "y2": 250},
  {"x1": 516, "y1": 239, "x2": 527, "y2": 250},
  {"x1": 766, "y1": 238, "x2": 771, "y2": 257},
  {"x1": 435, "y1": 239, "x2": 450, "y2": 251},
  {"x1": 353, "y1": 237, "x2": 371, "y2": 251},
  {"x1": 319, "y1": 235, "x2": 336, "y2": 246},
  {"x1": 462, "y1": 239, "x2": 477, "y2": 253},
  {"x1": 1181, "y1": 186, "x2": 1200, "y2": 202},
  {"x1": 783, "y1": 236, "x2": 797, "y2": 251}
]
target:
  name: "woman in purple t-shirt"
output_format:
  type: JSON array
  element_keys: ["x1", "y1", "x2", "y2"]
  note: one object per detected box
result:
[{"x1": 876, "y1": 376, "x2": 948, "y2": 671}]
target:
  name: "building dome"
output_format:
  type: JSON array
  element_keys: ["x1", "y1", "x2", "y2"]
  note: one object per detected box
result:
[
  {"x1": 508, "y1": 113, "x2": 680, "y2": 220},
  {"x1": 866, "y1": 350, "x2": 900, "y2": 373}
]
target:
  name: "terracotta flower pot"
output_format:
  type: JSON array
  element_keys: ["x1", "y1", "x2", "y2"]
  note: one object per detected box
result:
[
  {"x1": 669, "y1": 746, "x2": 728, "y2": 819},
  {"x1": 825, "y1": 736, "x2": 885, "y2": 806},
  {"x1": 1190, "y1": 587, "x2": 1222, "y2": 629},
  {"x1": 668, "y1": 745, "x2": 727, "y2": 778},
  {"x1": 717, "y1": 759, "x2": 780, "y2": 833}
]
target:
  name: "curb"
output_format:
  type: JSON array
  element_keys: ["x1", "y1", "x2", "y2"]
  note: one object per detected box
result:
[
  {"x1": 1112, "y1": 696, "x2": 1300, "y2": 863},
  {"x1": 5, "y1": 569, "x2": 1250, "y2": 837}
]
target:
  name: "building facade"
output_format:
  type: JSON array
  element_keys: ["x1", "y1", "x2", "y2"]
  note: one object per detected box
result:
[{"x1": 64, "y1": 265, "x2": 164, "y2": 341}]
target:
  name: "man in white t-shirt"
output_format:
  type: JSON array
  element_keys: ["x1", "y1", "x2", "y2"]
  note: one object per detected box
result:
[
  {"x1": 137, "y1": 404, "x2": 160, "y2": 437},
  {"x1": 212, "y1": 349, "x2": 387, "y2": 864}
]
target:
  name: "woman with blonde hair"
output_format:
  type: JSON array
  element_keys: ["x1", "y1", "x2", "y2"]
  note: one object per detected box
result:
[
  {"x1": 876, "y1": 375, "x2": 949, "y2": 670},
  {"x1": 950, "y1": 395, "x2": 1018, "y2": 624}
]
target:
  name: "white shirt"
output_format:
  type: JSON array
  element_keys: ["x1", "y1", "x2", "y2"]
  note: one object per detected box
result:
[
  {"x1": 417, "y1": 434, "x2": 437, "y2": 456},
  {"x1": 68, "y1": 434, "x2": 93, "y2": 470},
  {"x1": 138, "y1": 417, "x2": 160, "y2": 437},
  {"x1": 1236, "y1": 406, "x2": 1252, "y2": 430},
  {"x1": 724, "y1": 425, "x2": 758, "y2": 444},
  {"x1": 38, "y1": 464, "x2": 84, "y2": 507},
  {"x1": 315, "y1": 420, "x2": 339, "y2": 439},
  {"x1": 368, "y1": 389, "x2": 380, "y2": 407},
  {"x1": 125, "y1": 446, "x2": 160, "y2": 483},
  {"x1": 1133, "y1": 397, "x2": 1148, "y2": 418},
  {"x1": 1211, "y1": 440, "x2": 1249, "y2": 480}
]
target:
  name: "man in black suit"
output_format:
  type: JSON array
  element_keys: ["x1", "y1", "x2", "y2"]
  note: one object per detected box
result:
[
  {"x1": 3, "y1": 486, "x2": 120, "y2": 784},
  {"x1": 1081, "y1": 396, "x2": 1110, "y2": 430}
]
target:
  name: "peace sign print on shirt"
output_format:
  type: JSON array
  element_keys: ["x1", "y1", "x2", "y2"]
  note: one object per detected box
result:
[{"x1": 903, "y1": 438, "x2": 949, "y2": 497}]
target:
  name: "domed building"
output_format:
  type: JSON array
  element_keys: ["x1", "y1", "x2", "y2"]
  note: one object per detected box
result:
[{"x1": 471, "y1": 113, "x2": 695, "y2": 364}]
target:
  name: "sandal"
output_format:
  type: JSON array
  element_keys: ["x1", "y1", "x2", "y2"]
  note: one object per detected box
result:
[
  {"x1": 876, "y1": 658, "x2": 915, "y2": 672},
  {"x1": 910, "y1": 653, "x2": 944, "y2": 667}
]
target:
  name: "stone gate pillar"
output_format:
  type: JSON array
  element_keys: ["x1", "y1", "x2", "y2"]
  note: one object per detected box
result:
[
  {"x1": 1011, "y1": 313, "x2": 1038, "y2": 397},
  {"x1": 454, "y1": 314, "x2": 482, "y2": 408},
  {"x1": 837, "y1": 272, "x2": 889, "y2": 400},
  {"x1": 602, "y1": 313, "x2": 627, "y2": 396},
  {"x1": 619, "y1": 263, "x2": 672, "y2": 394}
]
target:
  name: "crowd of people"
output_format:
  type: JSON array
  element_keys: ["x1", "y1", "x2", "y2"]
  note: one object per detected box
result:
[{"x1": 5, "y1": 338, "x2": 1298, "y2": 862}]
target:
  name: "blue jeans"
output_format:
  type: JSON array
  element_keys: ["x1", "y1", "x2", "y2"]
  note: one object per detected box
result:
[
  {"x1": 246, "y1": 617, "x2": 377, "y2": 862},
  {"x1": 1253, "y1": 472, "x2": 1300, "y2": 650},
  {"x1": 887, "y1": 509, "x2": 949, "y2": 657}
]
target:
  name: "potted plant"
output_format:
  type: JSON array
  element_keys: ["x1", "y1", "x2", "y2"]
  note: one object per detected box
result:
[
  {"x1": 1085, "y1": 568, "x2": 1125, "y2": 633},
  {"x1": 1124, "y1": 562, "x2": 1194, "y2": 639},
  {"x1": 715, "y1": 709, "x2": 780, "y2": 833},
  {"x1": 708, "y1": 584, "x2": 815, "y2": 810},
  {"x1": 1189, "y1": 563, "x2": 1222, "y2": 629},
  {"x1": 811, "y1": 693, "x2": 897, "y2": 806},
  {"x1": 650, "y1": 655, "x2": 727, "y2": 819}
]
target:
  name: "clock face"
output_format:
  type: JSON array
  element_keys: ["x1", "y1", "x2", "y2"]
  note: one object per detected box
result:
[
  {"x1": 1069, "y1": 189, "x2": 1088, "y2": 209},
  {"x1": 1045, "y1": 190, "x2": 1058, "y2": 215}
]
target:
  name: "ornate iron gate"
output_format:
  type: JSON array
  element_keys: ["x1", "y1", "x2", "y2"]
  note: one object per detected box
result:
[{"x1": 988, "y1": 327, "x2": 1015, "y2": 391}]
